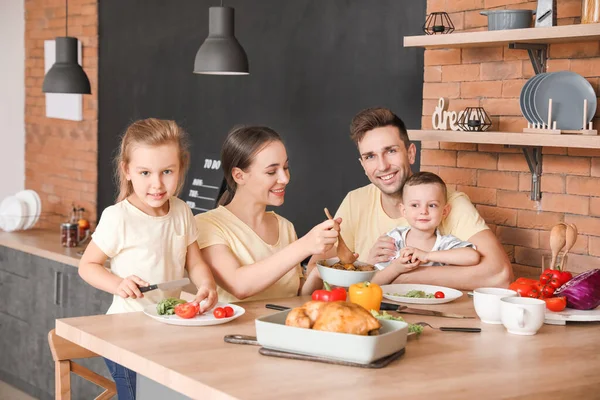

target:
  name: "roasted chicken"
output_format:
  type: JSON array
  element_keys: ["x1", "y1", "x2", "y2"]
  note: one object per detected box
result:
[{"x1": 285, "y1": 301, "x2": 381, "y2": 335}]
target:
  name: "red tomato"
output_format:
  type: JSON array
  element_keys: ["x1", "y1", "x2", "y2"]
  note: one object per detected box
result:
[
  {"x1": 224, "y1": 306, "x2": 234, "y2": 317},
  {"x1": 543, "y1": 269, "x2": 561, "y2": 281},
  {"x1": 527, "y1": 288, "x2": 540, "y2": 298},
  {"x1": 434, "y1": 291, "x2": 445, "y2": 299},
  {"x1": 549, "y1": 278, "x2": 562, "y2": 289},
  {"x1": 542, "y1": 285, "x2": 555, "y2": 297},
  {"x1": 539, "y1": 274, "x2": 550, "y2": 284},
  {"x1": 534, "y1": 281, "x2": 545, "y2": 293},
  {"x1": 174, "y1": 303, "x2": 199, "y2": 319},
  {"x1": 544, "y1": 296, "x2": 567, "y2": 312},
  {"x1": 213, "y1": 307, "x2": 226, "y2": 319}
]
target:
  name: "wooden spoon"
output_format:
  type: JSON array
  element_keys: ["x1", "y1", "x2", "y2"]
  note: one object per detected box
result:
[
  {"x1": 324, "y1": 208, "x2": 357, "y2": 264},
  {"x1": 549, "y1": 223, "x2": 567, "y2": 270},
  {"x1": 559, "y1": 223, "x2": 578, "y2": 271}
]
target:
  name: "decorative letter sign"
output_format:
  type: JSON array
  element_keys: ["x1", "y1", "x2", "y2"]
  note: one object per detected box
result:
[{"x1": 431, "y1": 97, "x2": 465, "y2": 131}]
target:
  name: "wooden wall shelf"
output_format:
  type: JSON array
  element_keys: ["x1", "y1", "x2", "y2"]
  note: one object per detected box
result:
[
  {"x1": 407, "y1": 130, "x2": 600, "y2": 149},
  {"x1": 404, "y1": 24, "x2": 600, "y2": 49}
]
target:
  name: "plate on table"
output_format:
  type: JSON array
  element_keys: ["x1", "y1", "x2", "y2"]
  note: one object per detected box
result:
[
  {"x1": 544, "y1": 306, "x2": 600, "y2": 325},
  {"x1": 143, "y1": 302, "x2": 245, "y2": 326},
  {"x1": 533, "y1": 71, "x2": 597, "y2": 130},
  {"x1": 380, "y1": 284, "x2": 463, "y2": 305}
]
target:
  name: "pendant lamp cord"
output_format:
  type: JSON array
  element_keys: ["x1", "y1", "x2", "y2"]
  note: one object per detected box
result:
[{"x1": 65, "y1": 0, "x2": 68, "y2": 36}]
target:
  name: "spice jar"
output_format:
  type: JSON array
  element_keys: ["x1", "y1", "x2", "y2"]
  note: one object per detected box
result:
[
  {"x1": 582, "y1": 0, "x2": 600, "y2": 24},
  {"x1": 61, "y1": 223, "x2": 79, "y2": 247}
]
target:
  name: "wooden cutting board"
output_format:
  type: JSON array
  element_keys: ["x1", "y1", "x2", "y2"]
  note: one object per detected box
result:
[{"x1": 544, "y1": 307, "x2": 600, "y2": 325}]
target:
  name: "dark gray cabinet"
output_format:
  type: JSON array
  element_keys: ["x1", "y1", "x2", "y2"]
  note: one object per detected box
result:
[{"x1": 0, "y1": 246, "x2": 113, "y2": 400}]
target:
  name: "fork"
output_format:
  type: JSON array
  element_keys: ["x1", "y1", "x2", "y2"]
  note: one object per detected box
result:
[{"x1": 416, "y1": 322, "x2": 481, "y2": 333}]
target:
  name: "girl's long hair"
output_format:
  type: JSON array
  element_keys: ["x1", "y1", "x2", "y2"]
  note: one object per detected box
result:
[{"x1": 114, "y1": 118, "x2": 190, "y2": 203}]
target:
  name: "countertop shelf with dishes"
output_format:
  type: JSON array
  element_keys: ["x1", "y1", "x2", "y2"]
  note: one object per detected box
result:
[
  {"x1": 408, "y1": 129, "x2": 600, "y2": 149},
  {"x1": 404, "y1": 23, "x2": 600, "y2": 49}
]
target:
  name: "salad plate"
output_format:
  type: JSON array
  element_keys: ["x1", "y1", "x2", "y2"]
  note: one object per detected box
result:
[
  {"x1": 380, "y1": 284, "x2": 463, "y2": 305},
  {"x1": 143, "y1": 302, "x2": 245, "y2": 326}
]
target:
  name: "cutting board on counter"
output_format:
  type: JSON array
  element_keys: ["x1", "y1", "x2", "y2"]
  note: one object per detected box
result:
[{"x1": 544, "y1": 307, "x2": 600, "y2": 325}]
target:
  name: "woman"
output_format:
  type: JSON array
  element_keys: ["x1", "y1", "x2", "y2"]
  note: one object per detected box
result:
[{"x1": 196, "y1": 126, "x2": 336, "y2": 302}]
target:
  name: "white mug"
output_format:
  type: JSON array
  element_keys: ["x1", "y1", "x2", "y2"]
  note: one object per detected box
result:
[
  {"x1": 473, "y1": 288, "x2": 518, "y2": 324},
  {"x1": 500, "y1": 297, "x2": 546, "y2": 335}
]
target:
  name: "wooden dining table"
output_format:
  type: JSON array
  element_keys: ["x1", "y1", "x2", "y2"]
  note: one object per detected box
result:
[{"x1": 55, "y1": 294, "x2": 600, "y2": 400}]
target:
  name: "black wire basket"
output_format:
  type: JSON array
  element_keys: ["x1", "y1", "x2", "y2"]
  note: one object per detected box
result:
[
  {"x1": 457, "y1": 107, "x2": 493, "y2": 132},
  {"x1": 423, "y1": 12, "x2": 455, "y2": 35}
]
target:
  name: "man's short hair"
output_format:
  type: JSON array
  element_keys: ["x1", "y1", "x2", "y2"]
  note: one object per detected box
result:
[
  {"x1": 402, "y1": 171, "x2": 447, "y2": 200},
  {"x1": 350, "y1": 107, "x2": 411, "y2": 149}
]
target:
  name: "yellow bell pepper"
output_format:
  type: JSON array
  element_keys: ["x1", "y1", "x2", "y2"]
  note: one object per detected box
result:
[{"x1": 349, "y1": 281, "x2": 383, "y2": 312}]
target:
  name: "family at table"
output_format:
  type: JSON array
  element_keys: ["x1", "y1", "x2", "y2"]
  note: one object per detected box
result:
[{"x1": 77, "y1": 107, "x2": 514, "y2": 399}]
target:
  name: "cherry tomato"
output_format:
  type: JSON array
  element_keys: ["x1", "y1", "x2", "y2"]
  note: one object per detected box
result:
[
  {"x1": 539, "y1": 274, "x2": 550, "y2": 284},
  {"x1": 548, "y1": 278, "x2": 562, "y2": 289},
  {"x1": 534, "y1": 281, "x2": 545, "y2": 293},
  {"x1": 543, "y1": 269, "x2": 561, "y2": 281},
  {"x1": 174, "y1": 303, "x2": 199, "y2": 319},
  {"x1": 224, "y1": 306, "x2": 235, "y2": 317},
  {"x1": 542, "y1": 285, "x2": 555, "y2": 297},
  {"x1": 213, "y1": 307, "x2": 226, "y2": 319},
  {"x1": 544, "y1": 296, "x2": 567, "y2": 312},
  {"x1": 434, "y1": 291, "x2": 445, "y2": 299},
  {"x1": 527, "y1": 288, "x2": 540, "y2": 298}
]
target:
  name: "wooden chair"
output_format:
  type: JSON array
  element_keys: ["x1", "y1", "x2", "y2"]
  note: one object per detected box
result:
[{"x1": 48, "y1": 329, "x2": 117, "y2": 400}]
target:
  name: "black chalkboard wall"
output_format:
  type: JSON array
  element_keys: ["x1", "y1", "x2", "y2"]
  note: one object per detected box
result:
[{"x1": 98, "y1": 0, "x2": 426, "y2": 236}]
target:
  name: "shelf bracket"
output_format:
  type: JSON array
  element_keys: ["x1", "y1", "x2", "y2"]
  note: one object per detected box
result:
[
  {"x1": 521, "y1": 146, "x2": 543, "y2": 201},
  {"x1": 508, "y1": 43, "x2": 548, "y2": 75}
]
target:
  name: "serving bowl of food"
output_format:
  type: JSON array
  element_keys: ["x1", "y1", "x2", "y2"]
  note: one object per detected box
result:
[
  {"x1": 316, "y1": 257, "x2": 377, "y2": 287},
  {"x1": 255, "y1": 301, "x2": 408, "y2": 364}
]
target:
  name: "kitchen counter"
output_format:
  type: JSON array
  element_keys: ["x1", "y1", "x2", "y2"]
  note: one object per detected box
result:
[
  {"x1": 56, "y1": 295, "x2": 600, "y2": 399},
  {"x1": 0, "y1": 229, "x2": 84, "y2": 268}
]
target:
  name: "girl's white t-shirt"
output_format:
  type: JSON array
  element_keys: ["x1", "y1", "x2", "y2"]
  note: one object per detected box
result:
[{"x1": 92, "y1": 197, "x2": 198, "y2": 314}]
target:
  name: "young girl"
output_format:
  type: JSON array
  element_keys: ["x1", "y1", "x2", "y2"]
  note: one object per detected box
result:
[
  {"x1": 196, "y1": 125, "x2": 339, "y2": 303},
  {"x1": 79, "y1": 118, "x2": 218, "y2": 400}
]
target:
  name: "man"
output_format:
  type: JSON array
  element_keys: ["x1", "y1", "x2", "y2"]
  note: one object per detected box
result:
[{"x1": 312, "y1": 107, "x2": 512, "y2": 290}]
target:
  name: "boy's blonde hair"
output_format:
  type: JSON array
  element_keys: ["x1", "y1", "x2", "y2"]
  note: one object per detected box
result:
[{"x1": 114, "y1": 118, "x2": 190, "y2": 203}]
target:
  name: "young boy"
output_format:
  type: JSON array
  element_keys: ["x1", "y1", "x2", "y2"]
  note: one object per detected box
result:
[{"x1": 375, "y1": 172, "x2": 481, "y2": 271}]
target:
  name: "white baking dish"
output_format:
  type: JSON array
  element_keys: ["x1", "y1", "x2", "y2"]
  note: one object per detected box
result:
[{"x1": 255, "y1": 309, "x2": 408, "y2": 364}]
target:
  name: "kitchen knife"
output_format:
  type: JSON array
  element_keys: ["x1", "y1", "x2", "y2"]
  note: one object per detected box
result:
[
  {"x1": 379, "y1": 302, "x2": 474, "y2": 319},
  {"x1": 265, "y1": 304, "x2": 290, "y2": 311},
  {"x1": 139, "y1": 278, "x2": 190, "y2": 293}
]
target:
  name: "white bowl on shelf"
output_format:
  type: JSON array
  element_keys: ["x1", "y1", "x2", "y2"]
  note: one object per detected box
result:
[{"x1": 316, "y1": 257, "x2": 376, "y2": 287}]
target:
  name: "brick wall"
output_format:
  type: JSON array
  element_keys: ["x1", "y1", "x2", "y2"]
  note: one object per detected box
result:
[
  {"x1": 25, "y1": 0, "x2": 98, "y2": 229},
  {"x1": 422, "y1": 0, "x2": 600, "y2": 277}
]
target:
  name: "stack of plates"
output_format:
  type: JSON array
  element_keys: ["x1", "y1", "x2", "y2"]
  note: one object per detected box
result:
[
  {"x1": 0, "y1": 190, "x2": 41, "y2": 232},
  {"x1": 519, "y1": 71, "x2": 597, "y2": 130}
]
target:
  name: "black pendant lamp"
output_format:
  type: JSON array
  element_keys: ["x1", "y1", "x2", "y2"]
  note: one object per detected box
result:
[
  {"x1": 193, "y1": 4, "x2": 249, "y2": 75},
  {"x1": 42, "y1": 0, "x2": 91, "y2": 94}
]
